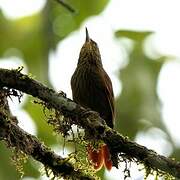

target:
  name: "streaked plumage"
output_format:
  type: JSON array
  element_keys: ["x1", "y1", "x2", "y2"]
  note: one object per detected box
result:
[{"x1": 71, "y1": 28, "x2": 115, "y2": 170}]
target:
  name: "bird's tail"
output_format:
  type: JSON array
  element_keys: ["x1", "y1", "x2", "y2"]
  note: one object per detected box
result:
[{"x1": 87, "y1": 144, "x2": 112, "y2": 171}]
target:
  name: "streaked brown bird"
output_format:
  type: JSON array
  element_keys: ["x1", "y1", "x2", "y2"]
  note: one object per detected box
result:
[{"x1": 71, "y1": 28, "x2": 116, "y2": 171}]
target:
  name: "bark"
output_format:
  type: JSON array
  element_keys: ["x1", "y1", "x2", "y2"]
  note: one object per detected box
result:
[{"x1": 0, "y1": 68, "x2": 179, "y2": 179}]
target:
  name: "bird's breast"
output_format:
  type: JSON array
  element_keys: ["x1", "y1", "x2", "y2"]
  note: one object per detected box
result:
[{"x1": 71, "y1": 65, "x2": 100, "y2": 108}]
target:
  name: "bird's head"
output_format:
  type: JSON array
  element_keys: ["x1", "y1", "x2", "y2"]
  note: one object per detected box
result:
[{"x1": 78, "y1": 28, "x2": 102, "y2": 66}]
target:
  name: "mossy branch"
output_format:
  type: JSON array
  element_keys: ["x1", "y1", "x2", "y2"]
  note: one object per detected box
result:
[
  {"x1": 0, "y1": 68, "x2": 179, "y2": 179},
  {"x1": 0, "y1": 91, "x2": 94, "y2": 180}
]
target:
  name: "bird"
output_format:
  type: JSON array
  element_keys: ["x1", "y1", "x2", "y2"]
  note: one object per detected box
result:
[{"x1": 71, "y1": 28, "x2": 116, "y2": 171}]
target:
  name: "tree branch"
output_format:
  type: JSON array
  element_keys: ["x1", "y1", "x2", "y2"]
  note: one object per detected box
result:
[
  {"x1": 0, "y1": 90, "x2": 94, "y2": 180},
  {"x1": 0, "y1": 68, "x2": 179, "y2": 178}
]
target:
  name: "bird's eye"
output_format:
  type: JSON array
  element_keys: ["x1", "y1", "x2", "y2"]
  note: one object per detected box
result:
[
  {"x1": 91, "y1": 41, "x2": 98, "y2": 49},
  {"x1": 93, "y1": 41, "x2": 97, "y2": 46}
]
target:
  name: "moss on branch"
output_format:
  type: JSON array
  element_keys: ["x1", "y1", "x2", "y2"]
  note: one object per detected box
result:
[
  {"x1": 0, "y1": 90, "x2": 95, "y2": 180},
  {"x1": 0, "y1": 68, "x2": 180, "y2": 179}
]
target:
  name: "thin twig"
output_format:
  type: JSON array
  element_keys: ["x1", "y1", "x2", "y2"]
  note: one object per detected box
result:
[{"x1": 54, "y1": 0, "x2": 76, "y2": 13}]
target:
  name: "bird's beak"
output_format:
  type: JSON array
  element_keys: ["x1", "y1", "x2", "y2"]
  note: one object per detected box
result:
[{"x1": 85, "y1": 27, "x2": 90, "y2": 42}]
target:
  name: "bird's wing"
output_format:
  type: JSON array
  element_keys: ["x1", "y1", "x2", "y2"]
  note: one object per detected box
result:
[
  {"x1": 102, "y1": 69, "x2": 115, "y2": 126},
  {"x1": 95, "y1": 68, "x2": 115, "y2": 128}
]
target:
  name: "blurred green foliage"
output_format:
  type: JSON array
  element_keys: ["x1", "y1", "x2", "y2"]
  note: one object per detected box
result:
[
  {"x1": 0, "y1": 0, "x2": 179, "y2": 179},
  {"x1": 115, "y1": 30, "x2": 166, "y2": 138}
]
